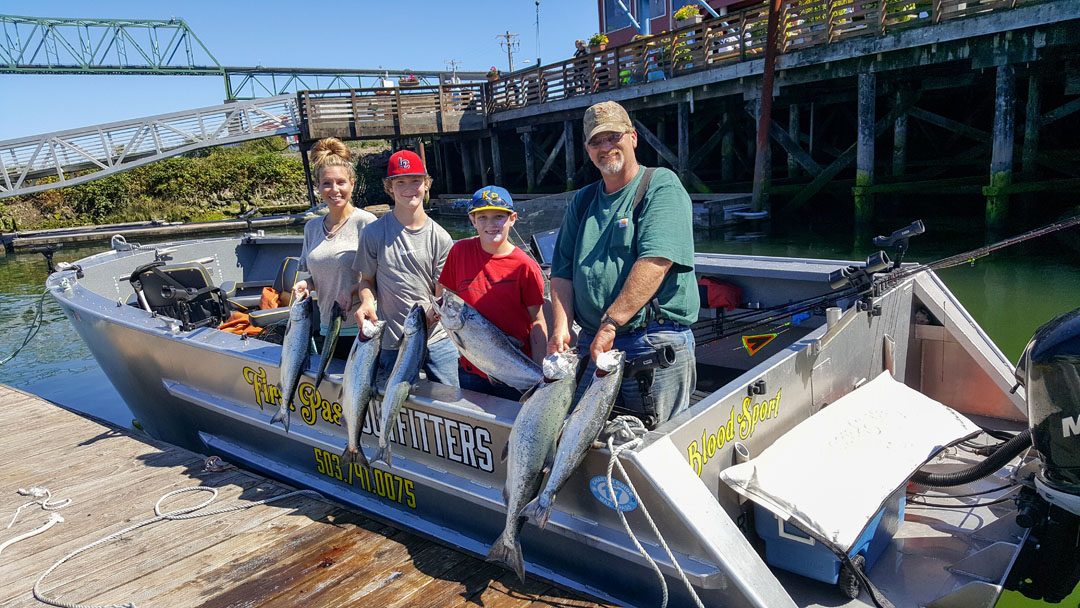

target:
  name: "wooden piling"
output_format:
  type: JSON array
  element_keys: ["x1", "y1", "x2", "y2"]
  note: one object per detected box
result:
[
  {"x1": 788, "y1": 104, "x2": 800, "y2": 178},
  {"x1": 855, "y1": 72, "x2": 877, "y2": 226},
  {"x1": 1022, "y1": 73, "x2": 1040, "y2": 175},
  {"x1": 491, "y1": 132, "x2": 504, "y2": 186},
  {"x1": 563, "y1": 121, "x2": 576, "y2": 190},
  {"x1": 986, "y1": 64, "x2": 1015, "y2": 230},
  {"x1": 678, "y1": 102, "x2": 691, "y2": 182},
  {"x1": 892, "y1": 92, "x2": 907, "y2": 177},
  {"x1": 721, "y1": 111, "x2": 734, "y2": 182},
  {"x1": 522, "y1": 129, "x2": 536, "y2": 193}
]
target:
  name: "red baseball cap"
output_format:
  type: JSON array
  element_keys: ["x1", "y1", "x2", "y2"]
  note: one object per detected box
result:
[{"x1": 387, "y1": 150, "x2": 428, "y2": 178}]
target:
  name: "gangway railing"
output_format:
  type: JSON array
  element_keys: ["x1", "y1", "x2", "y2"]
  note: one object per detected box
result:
[
  {"x1": 0, "y1": 95, "x2": 299, "y2": 199},
  {"x1": 299, "y1": 84, "x2": 486, "y2": 140}
]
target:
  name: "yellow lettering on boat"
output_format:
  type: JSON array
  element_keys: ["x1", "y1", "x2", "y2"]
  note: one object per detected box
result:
[
  {"x1": 686, "y1": 389, "x2": 782, "y2": 477},
  {"x1": 242, "y1": 366, "x2": 281, "y2": 409},
  {"x1": 312, "y1": 447, "x2": 418, "y2": 509}
]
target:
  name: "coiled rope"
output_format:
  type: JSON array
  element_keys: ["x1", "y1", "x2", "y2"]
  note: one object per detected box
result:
[
  {"x1": 601, "y1": 416, "x2": 706, "y2": 608},
  {"x1": 33, "y1": 486, "x2": 322, "y2": 608}
]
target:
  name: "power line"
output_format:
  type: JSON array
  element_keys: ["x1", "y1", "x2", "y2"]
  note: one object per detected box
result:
[{"x1": 496, "y1": 31, "x2": 520, "y2": 72}]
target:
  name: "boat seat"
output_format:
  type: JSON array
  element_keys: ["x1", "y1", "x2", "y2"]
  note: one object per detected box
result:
[
  {"x1": 129, "y1": 261, "x2": 230, "y2": 331},
  {"x1": 249, "y1": 257, "x2": 308, "y2": 328}
]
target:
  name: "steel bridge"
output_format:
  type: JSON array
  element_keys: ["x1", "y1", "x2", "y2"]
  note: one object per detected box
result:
[
  {"x1": 0, "y1": 15, "x2": 480, "y2": 99},
  {"x1": 0, "y1": 95, "x2": 299, "y2": 199}
]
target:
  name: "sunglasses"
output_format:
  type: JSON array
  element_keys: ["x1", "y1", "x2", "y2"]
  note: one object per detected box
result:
[{"x1": 587, "y1": 131, "x2": 629, "y2": 149}]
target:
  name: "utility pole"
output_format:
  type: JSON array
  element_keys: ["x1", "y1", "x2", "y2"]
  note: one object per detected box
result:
[
  {"x1": 496, "y1": 31, "x2": 519, "y2": 72},
  {"x1": 534, "y1": 1, "x2": 541, "y2": 67},
  {"x1": 444, "y1": 59, "x2": 461, "y2": 84}
]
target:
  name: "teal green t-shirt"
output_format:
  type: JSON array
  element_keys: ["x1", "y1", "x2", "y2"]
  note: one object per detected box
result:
[{"x1": 550, "y1": 167, "x2": 699, "y2": 334}]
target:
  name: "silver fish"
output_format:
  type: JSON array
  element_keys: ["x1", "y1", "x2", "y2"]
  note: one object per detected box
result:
[
  {"x1": 486, "y1": 350, "x2": 580, "y2": 582},
  {"x1": 270, "y1": 294, "x2": 313, "y2": 433},
  {"x1": 524, "y1": 349, "x2": 625, "y2": 531},
  {"x1": 313, "y1": 300, "x2": 344, "y2": 392},
  {"x1": 372, "y1": 304, "x2": 427, "y2": 468},
  {"x1": 439, "y1": 291, "x2": 543, "y2": 391},
  {"x1": 340, "y1": 320, "x2": 386, "y2": 469}
]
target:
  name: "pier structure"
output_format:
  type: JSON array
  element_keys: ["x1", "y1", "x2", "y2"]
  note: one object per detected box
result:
[{"x1": 298, "y1": 0, "x2": 1080, "y2": 229}]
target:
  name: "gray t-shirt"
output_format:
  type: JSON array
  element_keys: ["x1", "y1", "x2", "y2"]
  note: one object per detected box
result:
[
  {"x1": 300, "y1": 209, "x2": 376, "y2": 329},
  {"x1": 352, "y1": 212, "x2": 452, "y2": 348}
]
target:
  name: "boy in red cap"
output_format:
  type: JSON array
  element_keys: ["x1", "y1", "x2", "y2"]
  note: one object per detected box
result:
[
  {"x1": 439, "y1": 186, "x2": 547, "y2": 400},
  {"x1": 352, "y1": 150, "x2": 459, "y2": 387}
]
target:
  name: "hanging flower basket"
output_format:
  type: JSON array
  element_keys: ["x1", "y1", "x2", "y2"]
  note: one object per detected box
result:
[{"x1": 399, "y1": 75, "x2": 419, "y2": 88}]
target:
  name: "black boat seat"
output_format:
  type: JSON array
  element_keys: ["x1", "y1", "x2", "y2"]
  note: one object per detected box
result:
[
  {"x1": 248, "y1": 257, "x2": 309, "y2": 328},
  {"x1": 129, "y1": 261, "x2": 229, "y2": 331}
]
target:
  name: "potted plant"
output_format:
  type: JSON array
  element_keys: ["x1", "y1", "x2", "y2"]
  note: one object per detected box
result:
[
  {"x1": 486, "y1": 66, "x2": 500, "y2": 81},
  {"x1": 588, "y1": 33, "x2": 609, "y2": 52},
  {"x1": 398, "y1": 73, "x2": 419, "y2": 87},
  {"x1": 674, "y1": 5, "x2": 704, "y2": 25}
]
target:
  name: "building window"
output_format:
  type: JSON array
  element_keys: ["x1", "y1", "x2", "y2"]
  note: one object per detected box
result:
[
  {"x1": 649, "y1": 0, "x2": 667, "y2": 18},
  {"x1": 604, "y1": 0, "x2": 633, "y2": 32}
]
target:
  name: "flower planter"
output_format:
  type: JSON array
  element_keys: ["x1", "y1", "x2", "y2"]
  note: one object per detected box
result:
[
  {"x1": 676, "y1": 15, "x2": 704, "y2": 27},
  {"x1": 399, "y1": 79, "x2": 419, "y2": 88}
]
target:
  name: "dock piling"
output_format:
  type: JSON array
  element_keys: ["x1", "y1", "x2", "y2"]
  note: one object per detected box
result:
[
  {"x1": 855, "y1": 72, "x2": 877, "y2": 227},
  {"x1": 986, "y1": 64, "x2": 1016, "y2": 231}
]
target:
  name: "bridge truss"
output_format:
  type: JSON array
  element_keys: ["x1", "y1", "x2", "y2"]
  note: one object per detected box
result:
[
  {"x1": 0, "y1": 14, "x2": 221, "y2": 75},
  {"x1": 0, "y1": 95, "x2": 299, "y2": 199}
]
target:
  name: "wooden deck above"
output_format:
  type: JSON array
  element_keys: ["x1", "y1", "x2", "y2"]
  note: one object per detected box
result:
[{"x1": 0, "y1": 384, "x2": 613, "y2": 608}]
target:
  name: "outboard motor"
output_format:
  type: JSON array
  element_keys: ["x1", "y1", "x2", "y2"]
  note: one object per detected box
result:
[
  {"x1": 1019, "y1": 307, "x2": 1080, "y2": 515},
  {"x1": 1009, "y1": 307, "x2": 1080, "y2": 603}
]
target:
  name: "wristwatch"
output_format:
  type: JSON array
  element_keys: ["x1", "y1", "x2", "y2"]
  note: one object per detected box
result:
[{"x1": 600, "y1": 312, "x2": 622, "y2": 330}]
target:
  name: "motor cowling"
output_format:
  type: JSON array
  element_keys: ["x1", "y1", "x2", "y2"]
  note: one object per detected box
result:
[{"x1": 1018, "y1": 307, "x2": 1080, "y2": 513}]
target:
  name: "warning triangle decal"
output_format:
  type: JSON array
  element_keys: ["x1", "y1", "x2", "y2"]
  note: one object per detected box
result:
[{"x1": 742, "y1": 333, "x2": 778, "y2": 356}]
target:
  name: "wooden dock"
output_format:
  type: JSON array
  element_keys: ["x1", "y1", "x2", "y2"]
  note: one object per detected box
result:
[{"x1": 0, "y1": 384, "x2": 613, "y2": 608}]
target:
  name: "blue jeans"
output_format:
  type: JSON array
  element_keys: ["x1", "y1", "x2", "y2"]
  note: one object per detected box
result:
[
  {"x1": 459, "y1": 368, "x2": 524, "y2": 401},
  {"x1": 377, "y1": 336, "x2": 461, "y2": 388},
  {"x1": 575, "y1": 322, "x2": 696, "y2": 426}
]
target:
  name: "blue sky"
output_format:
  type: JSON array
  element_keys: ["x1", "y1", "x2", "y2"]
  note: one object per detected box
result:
[{"x1": 0, "y1": 0, "x2": 598, "y2": 139}]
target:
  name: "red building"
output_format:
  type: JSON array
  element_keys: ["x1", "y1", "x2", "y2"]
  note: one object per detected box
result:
[{"x1": 596, "y1": 0, "x2": 758, "y2": 46}]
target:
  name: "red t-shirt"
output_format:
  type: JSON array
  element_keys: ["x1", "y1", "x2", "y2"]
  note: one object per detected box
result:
[{"x1": 438, "y1": 238, "x2": 546, "y2": 378}]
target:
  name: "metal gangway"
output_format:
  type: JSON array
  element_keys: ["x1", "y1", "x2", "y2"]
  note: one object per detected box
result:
[{"x1": 0, "y1": 95, "x2": 299, "y2": 199}]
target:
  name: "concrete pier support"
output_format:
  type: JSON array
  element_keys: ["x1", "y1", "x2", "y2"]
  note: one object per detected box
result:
[
  {"x1": 678, "y1": 102, "x2": 690, "y2": 183},
  {"x1": 563, "y1": 121, "x2": 576, "y2": 190},
  {"x1": 855, "y1": 72, "x2": 876, "y2": 226},
  {"x1": 1022, "y1": 73, "x2": 1040, "y2": 176},
  {"x1": 522, "y1": 129, "x2": 536, "y2": 193},
  {"x1": 491, "y1": 132, "x2": 503, "y2": 186},
  {"x1": 721, "y1": 111, "x2": 734, "y2": 182},
  {"x1": 986, "y1": 64, "x2": 1015, "y2": 230},
  {"x1": 459, "y1": 140, "x2": 476, "y2": 192},
  {"x1": 892, "y1": 92, "x2": 907, "y2": 177},
  {"x1": 788, "y1": 104, "x2": 800, "y2": 177}
]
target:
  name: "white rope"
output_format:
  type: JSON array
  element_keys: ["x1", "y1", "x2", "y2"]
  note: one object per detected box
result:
[
  {"x1": 0, "y1": 513, "x2": 64, "y2": 556},
  {"x1": 8, "y1": 487, "x2": 72, "y2": 529},
  {"x1": 33, "y1": 486, "x2": 322, "y2": 608},
  {"x1": 603, "y1": 416, "x2": 706, "y2": 608}
]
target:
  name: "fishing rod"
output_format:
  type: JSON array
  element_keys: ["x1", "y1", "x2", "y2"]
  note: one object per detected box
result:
[{"x1": 694, "y1": 214, "x2": 1080, "y2": 346}]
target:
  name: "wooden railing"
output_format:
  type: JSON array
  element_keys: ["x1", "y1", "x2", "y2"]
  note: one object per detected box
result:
[
  {"x1": 301, "y1": 83, "x2": 485, "y2": 139},
  {"x1": 298, "y1": 0, "x2": 1044, "y2": 139},
  {"x1": 488, "y1": 0, "x2": 1039, "y2": 113}
]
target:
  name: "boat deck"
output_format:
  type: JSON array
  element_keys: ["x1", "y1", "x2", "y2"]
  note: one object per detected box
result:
[{"x1": 0, "y1": 384, "x2": 613, "y2": 608}]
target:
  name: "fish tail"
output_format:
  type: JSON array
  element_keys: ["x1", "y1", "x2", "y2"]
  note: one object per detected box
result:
[
  {"x1": 341, "y1": 445, "x2": 370, "y2": 470},
  {"x1": 523, "y1": 495, "x2": 553, "y2": 531},
  {"x1": 485, "y1": 530, "x2": 526, "y2": 582},
  {"x1": 372, "y1": 442, "x2": 392, "y2": 468},
  {"x1": 270, "y1": 407, "x2": 290, "y2": 433}
]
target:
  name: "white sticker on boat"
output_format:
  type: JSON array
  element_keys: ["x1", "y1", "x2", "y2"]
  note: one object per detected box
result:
[{"x1": 590, "y1": 476, "x2": 638, "y2": 512}]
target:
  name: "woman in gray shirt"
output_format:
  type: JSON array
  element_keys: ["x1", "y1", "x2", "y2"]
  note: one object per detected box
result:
[{"x1": 294, "y1": 138, "x2": 376, "y2": 356}]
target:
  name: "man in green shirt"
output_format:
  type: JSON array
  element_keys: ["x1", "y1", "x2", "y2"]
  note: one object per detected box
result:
[{"x1": 548, "y1": 100, "x2": 699, "y2": 427}]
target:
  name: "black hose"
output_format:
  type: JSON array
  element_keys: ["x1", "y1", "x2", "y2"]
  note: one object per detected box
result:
[{"x1": 911, "y1": 429, "x2": 1032, "y2": 488}]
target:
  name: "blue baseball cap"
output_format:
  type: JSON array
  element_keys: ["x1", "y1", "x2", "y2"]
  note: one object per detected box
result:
[{"x1": 468, "y1": 186, "x2": 515, "y2": 214}]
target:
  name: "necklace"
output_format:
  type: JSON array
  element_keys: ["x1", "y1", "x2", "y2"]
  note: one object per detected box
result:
[{"x1": 322, "y1": 214, "x2": 350, "y2": 239}]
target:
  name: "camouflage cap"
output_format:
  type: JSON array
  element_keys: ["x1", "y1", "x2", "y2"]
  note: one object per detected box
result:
[{"x1": 583, "y1": 101, "x2": 633, "y2": 143}]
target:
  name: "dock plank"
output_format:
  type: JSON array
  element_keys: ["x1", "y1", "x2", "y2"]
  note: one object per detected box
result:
[{"x1": 0, "y1": 385, "x2": 612, "y2": 608}]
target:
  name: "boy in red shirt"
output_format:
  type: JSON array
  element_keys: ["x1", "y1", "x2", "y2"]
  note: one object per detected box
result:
[{"x1": 439, "y1": 186, "x2": 547, "y2": 399}]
